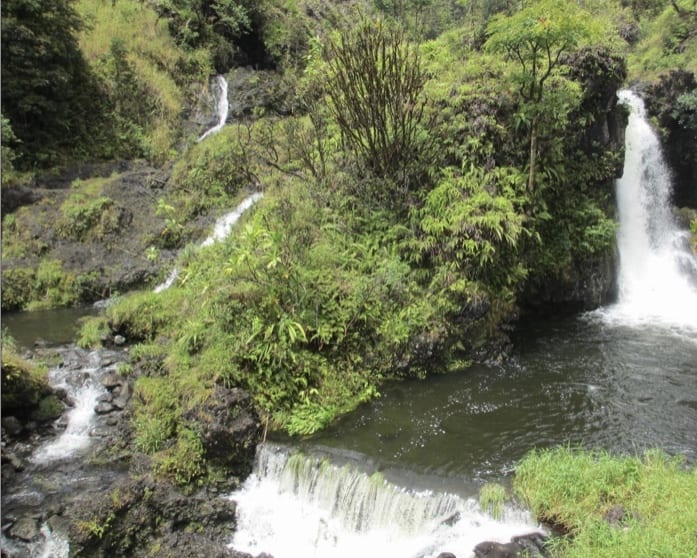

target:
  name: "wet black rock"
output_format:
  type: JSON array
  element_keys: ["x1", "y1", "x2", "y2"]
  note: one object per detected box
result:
[
  {"x1": 474, "y1": 532, "x2": 549, "y2": 558},
  {"x1": 183, "y1": 385, "x2": 262, "y2": 480},
  {"x1": 67, "y1": 475, "x2": 240, "y2": 557}
]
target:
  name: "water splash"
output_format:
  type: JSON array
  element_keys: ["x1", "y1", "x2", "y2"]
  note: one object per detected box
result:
[
  {"x1": 598, "y1": 90, "x2": 697, "y2": 331},
  {"x1": 198, "y1": 75, "x2": 229, "y2": 142},
  {"x1": 229, "y1": 443, "x2": 541, "y2": 558}
]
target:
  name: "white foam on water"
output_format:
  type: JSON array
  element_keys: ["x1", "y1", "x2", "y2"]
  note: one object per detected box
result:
[
  {"x1": 595, "y1": 90, "x2": 697, "y2": 334},
  {"x1": 31, "y1": 351, "x2": 105, "y2": 463},
  {"x1": 229, "y1": 444, "x2": 541, "y2": 558}
]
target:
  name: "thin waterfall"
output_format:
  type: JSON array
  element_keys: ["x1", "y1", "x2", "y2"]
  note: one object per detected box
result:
[
  {"x1": 228, "y1": 443, "x2": 540, "y2": 558},
  {"x1": 198, "y1": 75, "x2": 229, "y2": 142},
  {"x1": 153, "y1": 193, "x2": 262, "y2": 293},
  {"x1": 601, "y1": 90, "x2": 697, "y2": 330}
]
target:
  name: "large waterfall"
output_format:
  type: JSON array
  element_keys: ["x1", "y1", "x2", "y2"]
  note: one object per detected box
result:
[
  {"x1": 228, "y1": 443, "x2": 540, "y2": 558},
  {"x1": 600, "y1": 90, "x2": 697, "y2": 331}
]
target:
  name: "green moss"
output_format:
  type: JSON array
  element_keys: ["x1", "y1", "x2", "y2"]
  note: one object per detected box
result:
[
  {"x1": 1, "y1": 332, "x2": 51, "y2": 416},
  {"x1": 32, "y1": 394, "x2": 65, "y2": 422}
]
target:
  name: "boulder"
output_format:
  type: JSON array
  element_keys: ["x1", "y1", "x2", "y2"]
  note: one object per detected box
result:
[
  {"x1": 8, "y1": 516, "x2": 40, "y2": 543},
  {"x1": 183, "y1": 385, "x2": 261, "y2": 478}
]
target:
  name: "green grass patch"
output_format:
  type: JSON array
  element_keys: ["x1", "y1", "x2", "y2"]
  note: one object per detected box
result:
[{"x1": 514, "y1": 446, "x2": 697, "y2": 557}]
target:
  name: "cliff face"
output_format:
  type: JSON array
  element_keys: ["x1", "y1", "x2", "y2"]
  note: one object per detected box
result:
[
  {"x1": 521, "y1": 48, "x2": 627, "y2": 314},
  {"x1": 644, "y1": 70, "x2": 697, "y2": 209}
]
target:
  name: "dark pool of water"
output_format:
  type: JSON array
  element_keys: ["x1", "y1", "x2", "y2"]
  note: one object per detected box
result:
[
  {"x1": 300, "y1": 314, "x2": 697, "y2": 483},
  {"x1": 1, "y1": 306, "x2": 98, "y2": 349}
]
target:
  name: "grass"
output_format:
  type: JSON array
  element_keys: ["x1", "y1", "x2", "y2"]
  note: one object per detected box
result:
[
  {"x1": 479, "y1": 482, "x2": 507, "y2": 520},
  {"x1": 514, "y1": 446, "x2": 697, "y2": 558},
  {"x1": 75, "y1": 0, "x2": 209, "y2": 162}
]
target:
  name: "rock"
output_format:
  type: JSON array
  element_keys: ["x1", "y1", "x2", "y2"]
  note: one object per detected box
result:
[
  {"x1": 113, "y1": 335, "x2": 126, "y2": 346},
  {"x1": 101, "y1": 373, "x2": 122, "y2": 389},
  {"x1": 183, "y1": 385, "x2": 262, "y2": 477},
  {"x1": 474, "y1": 541, "x2": 522, "y2": 558},
  {"x1": 95, "y1": 402, "x2": 114, "y2": 415},
  {"x1": 603, "y1": 505, "x2": 626, "y2": 525},
  {"x1": 8, "y1": 516, "x2": 40, "y2": 542},
  {"x1": 97, "y1": 393, "x2": 113, "y2": 404},
  {"x1": 112, "y1": 382, "x2": 131, "y2": 409},
  {"x1": 67, "y1": 476, "x2": 241, "y2": 557},
  {"x1": 474, "y1": 532, "x2": 549, "y2": 558},
  {"x1": 31, "y1": 394, "x2": 65, "y2": 422},
  {"x1": 1, "y1": 450, "x2": 25, "y2": 471},
  {"x1": 437, "y1": 553, "x2": 457, "y2": 558},
  {"x1": 2, "y1": 416, "x2": 23, "y2": 436},
  {"x1": 47, "y1": 514, "x2": 70, "y2": 535}
]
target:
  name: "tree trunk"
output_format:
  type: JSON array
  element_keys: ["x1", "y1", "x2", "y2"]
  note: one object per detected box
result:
[{"x1": 528, "y1": 116, "x2": 538, "y2": 193}]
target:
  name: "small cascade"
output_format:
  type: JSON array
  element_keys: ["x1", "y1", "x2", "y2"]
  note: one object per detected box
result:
[
  {"x1": 31, "y1": 350, "x2": 109, "y2": 463},
  {"x1": 229, "y1": 443, "x2": 540, "y2": 558},
  {"x1": 599, "y1": 90, "x2": 697, "y2": 331},
  {"x1": 1, "y1": 524, "x2": 69, "y2": 558},
  {"x1": 200, "y1": 192, "x2": 263, "y2": 247},
  {"x1": 153, "y1": 193, "x2": 262, "y2": 293},
  {"x1": 153, "y1": 267, "x2": 179, "y2": 294},
  {"x1": 198, "y1": 75, "x2": 229, "y2": 142}
]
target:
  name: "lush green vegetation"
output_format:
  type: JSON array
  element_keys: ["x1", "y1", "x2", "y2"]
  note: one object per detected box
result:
[
  {"x1": 514, "y1": 447, "x2": 697, "y2": 557},
  {"x1": 3, "y1": 2, "x2": 695, "y2": 513},
  {"x1": 64, "y1": 1, "x2": 635, "y2": 485},
  {"x1": 1, "y1": 332, "x2": 51, "y2": 416}
]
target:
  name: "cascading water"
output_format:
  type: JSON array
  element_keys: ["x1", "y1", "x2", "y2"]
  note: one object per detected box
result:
[
  {"x1": 229, "y1": 443, "x2": 541, "y2": 558},
  {"x1": 600, "y1": 90, "x2": 697, "y2": 331},
  {"x1": 31, "y1": 350, "x2": 108, "y2": 463},
  {"x1": 153, "y1": 193, "x2": 262, "y2": 293},
  {"x1": 198, "y1": 75, "x2": 229, "y2": 142}
]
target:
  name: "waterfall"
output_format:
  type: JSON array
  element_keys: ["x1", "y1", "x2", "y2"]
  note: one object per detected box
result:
[
  {"x1": 153, "y1": 193, "x2": 262, "y2": 293},
  {"x1": 601, "y1": 90, "x2": 697, "y2": 331},
  {"x1": 198, "y1": 75, "x2": 229, "y2": 142},
  {"x1": 228, "y1": 443, "x2": 540, "y2": 558},
  {"x1": 31, "y1": 351, "x2": 106, "y2": 463}
]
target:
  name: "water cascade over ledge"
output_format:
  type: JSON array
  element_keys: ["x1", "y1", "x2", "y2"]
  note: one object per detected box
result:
[
  {"x1": 229, "y1": 443, "x2": 540, "y2": 558},
  {"x1": 597, "y1": 90, "x2": 697, "y2": 331}
]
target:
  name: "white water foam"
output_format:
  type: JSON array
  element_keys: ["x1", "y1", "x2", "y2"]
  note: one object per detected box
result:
[
  {"x1": 198, "y1": 75, "x2": 229, "y2": 142},
  {"x1": 153, "y1": 193, "x2": 262, "y2": 292},
  {"x1": 229, "y1": 444, "x2": 541, "y2": 558},
  {"x1": 32, "y1": 351, "x2": 106, "y2": 463},
  {"x1": 1, "y1": 524, "x2": 69, "y2": 558},
  {"x1": 597, "y1": 90, "x2": 697, "y2": 332},
  {"x1": 200, "y1": 192, "x2": 263, "y2": 247}
]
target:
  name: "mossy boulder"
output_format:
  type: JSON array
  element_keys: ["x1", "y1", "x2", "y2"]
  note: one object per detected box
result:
[{"x1": 183, "y1": 386, "x2": 262, "y2": 480}]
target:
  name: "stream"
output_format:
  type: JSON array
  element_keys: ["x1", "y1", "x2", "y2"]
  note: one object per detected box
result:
[{"x1": 2, "y1": 89, "x2": 696, "y2": 557}]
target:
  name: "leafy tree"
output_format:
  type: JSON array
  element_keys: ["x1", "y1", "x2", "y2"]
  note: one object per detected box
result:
[
  {"x1": 1, "y1": 0, "x2": 103, "y2": 167},
  {"x1": 484, "y1": 0, "x2": 599, "y2": 192}
]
